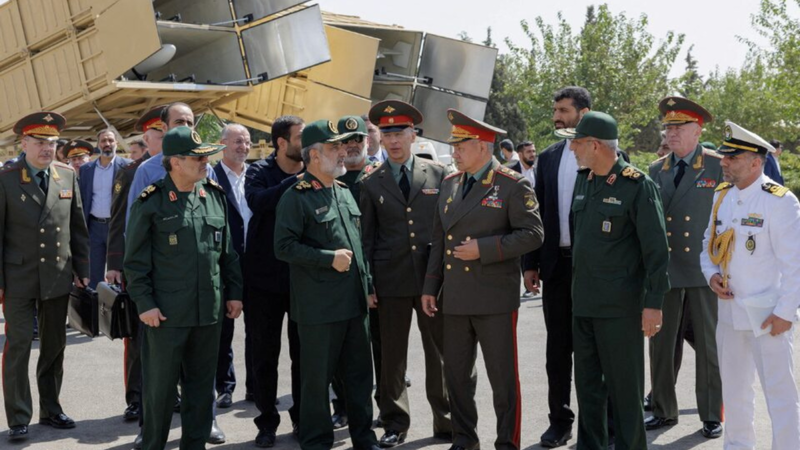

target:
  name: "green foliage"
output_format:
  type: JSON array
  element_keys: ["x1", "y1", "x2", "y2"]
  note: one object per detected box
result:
[{"x1": 195, "y1": 113, "x2": 223, "y2": 143}]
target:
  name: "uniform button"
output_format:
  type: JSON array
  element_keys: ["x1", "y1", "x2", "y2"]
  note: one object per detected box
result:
[
  {"x1": 446, "y1": 250, "x2": 452, "y2": 255},
  {"x1": 733, "y1": 219, "x2": 739, "y2": 224},
  {"x1": 408, "y1": 220, "x2": 414, "y2": 225},
  {"x1": 684, "y1": 232, "x2": 690, "y2": 237},
  {"x1": 40, "y1": 258, "x2": 45, "y2": 262},
  {"x1": 464, "y1": 267, "x2": 470, "y2": 272},
  {"x1": 466, "y1": 236, "x2": 471, "y2": 241},
  {"x1": 446, "y1": 264, "x2": 452, "y2": 270},
  {"x1": 40, "y1": 243, "x2": 45, "y2": 248},
  {"x1": 40, "y1": 228, "x2": 45, "y2": 233},
  {"x1": 56, "y1": 256, "x2": 60, "y2": 261},
  {"x1": 668, "y1": 247, "x2": 672, "y2": 252},
  {"x1": 410, "y1": 232, "x2": 416, "y2": 238},
  {"x1": 737, "y1": 200, "x2": 743, "y2": 205},
  {"x1": 666, "y1": 217, "x2": 672, "y2": 222},
  {"x1": 406, "y1": 207, "x2": 412, "y2": 212},
  {"x1": 447, "y1": 235, "x2": 453, "y2": 241},
  {"x1": 684, "y1": 247, "x2": 690, "y2": 252},
  {"x1": 56, "y1": 242, "x2": 61, "y2": 248},
  {"x1": 684, "y1": 216, "x2": 690, "y2": 221},
  {"x1": 411, "y1": 245, "x2": 417, "y2": 251},
  {"x1": 666, "y1": 232, "x2": 672, "y2": 237},
  {"x1": 56, "y1": 227, "x2": 61, "y2": 232}
]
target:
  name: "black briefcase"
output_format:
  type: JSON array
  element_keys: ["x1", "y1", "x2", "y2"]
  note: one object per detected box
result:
[
  {"x1": 67, "y1": 286, "x2": 99, "y2": 338},
  {"x1": 97, "y1": 282, "x2": 139, "y2": 340}
]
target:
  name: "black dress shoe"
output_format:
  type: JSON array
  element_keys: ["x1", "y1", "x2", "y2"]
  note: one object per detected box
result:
[
  {"x1": 216, "y1": 393, "x2": 233, "y2": 409},
  {"x1": 540, "y1": 425, "x2": 572, "y2": 448},
  {"x1": 701, "y1": 421, "x2": 722, "y2": 439},
  {"x1": 379, "y1": 429, "x2": 407, "y2": 447},
  {"x1": 207, "y1": 419, "x2": 225, "y2": 444},
  {"x1": 133, "y1": 430, "x2": 143, "y2": 449},
  {"x1": 432, "y1": 431, "x2": 452, "y2": 442},
  {"x1": 8, "y1": 425, "x2": 28, "y2": 440},
  {"x1": 39, "y1": 413, "x2": 76, "y2": 429},
  {"x1": 644, "y1": 416, "x2": 678, "y2": 430},
  {"x1": 331, "y1": 412, "x2": 348, "y2": 429},
  {"x1": 255, "y1": 428, "x2": 276, "y2": 448},
  {"x1": 123, "y1": 402, "x2": 141, "y2": 421},
  {"x1": 643, "y1": 392, "x2": 653, "y2": 412}
]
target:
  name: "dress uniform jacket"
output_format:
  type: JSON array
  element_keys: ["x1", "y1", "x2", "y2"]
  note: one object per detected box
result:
[
  {"x1": 106, "y1": 152, "x2": 151, "y2": 271},
  {"x1": 422, "y1": 158, "x2": 543, "y2": 313},
  {"x1": 0, "y1": 160, "x2": 90, "y2": 298}
]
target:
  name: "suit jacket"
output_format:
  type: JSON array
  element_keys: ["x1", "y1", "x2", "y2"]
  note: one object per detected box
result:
[
  {"x1": 360, "y1": 156, "x2": 451, "y2": 297},
  {"x1": 106, "y1": 152, "x2": 151, "y2": 271},
  {"x1": 79, "y1": 156, "x2": 131, "y2": 223},
  {"x1": 764, "y1": 153, "x2": 784, "y2": 185},
  {"x1": 504, "y1": 160, "x2": 523, "y2": 174},
  {"x1": 0, "y1": 160, "x2": 90, "y2": 299},
  {"x1": 648, "y1": 145, "x2": 724, "y2": 288},
  {"x1": 422, "y1": 158, "x2": 544, "y2": 315},
  {"x1": 213, "y1": 162, "x2": 246, "y2": 263},
  {"x1": 243, "y1": 153, "x2": 302, "y2": 295}
]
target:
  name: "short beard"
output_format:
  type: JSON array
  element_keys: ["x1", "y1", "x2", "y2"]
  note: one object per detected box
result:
[
  {"x1": 344, "y1": 150, "x2": 366, "y2": 167},
  {"x1": 321, "y1": 154, "x2": 346, "y2": 178},
  {"x1": 285, "y1": 146, "x2": 303, "y2": 162}
]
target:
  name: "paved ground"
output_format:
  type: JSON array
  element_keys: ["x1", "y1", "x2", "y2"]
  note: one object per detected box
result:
[{"x1": 0, "y1": 292, "x2": 787, "y2": 449}]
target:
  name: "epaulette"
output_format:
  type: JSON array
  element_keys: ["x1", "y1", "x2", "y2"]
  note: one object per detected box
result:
[
  {"x1": 496, "y1": 166, "x2": 523, "y2": 181},
  {"x1": 444, "y1": 171, "x2": 462, "y2": 180},
  {"x1": 703, "y1": 149, "x2": 723, "y2": 159},
  {"x1": 334, "y1": 179, "x2": 347, "y2": 187},
  {"x1": 360, "y1": 161, "x2": 382, "y2": 180},
  {"x1": 53, "y1": 161, "x2": 73, "y2": 171},
  {"x1": 762, "y1": 182, "x2": 789, "y2": 197},
  {"x1": 428, "y1": 159, "x2": 446, "y2": 167},
  {"x1": 715, "y1": 182, "x2": 733, "y2": 192},
  {"x1": 206, "y1": 177, "x2": 225, "y2": 193},
  {"x1": 651, "y1": 154, "x2": 669, "y2": 166},
  {"x1": 139, "y1": 184, "x2": 159, "y2": 201},
  {"x1": 620, "y1": 166, "x2": 644, "y2": 181},
  {"x1": 294, "y1": 180, "x2": 313, "y2": 191}
]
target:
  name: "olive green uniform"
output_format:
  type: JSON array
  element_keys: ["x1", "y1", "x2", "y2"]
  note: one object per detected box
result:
[
  {"x1": 571, "y1": 159, "x2": 670, "y2": 450},
  {"x1": 647, "y1": 146, "x2": 723, "y2": 423},
  {"x1": 124, "y1": 175, "x2": 243, "y2": 450},
  {"x1": 274, "y1": 173, "x2": 378, "y2": 450},
  {"x1": 0, "y1": 160, "x2": 90, "y2": 428}
]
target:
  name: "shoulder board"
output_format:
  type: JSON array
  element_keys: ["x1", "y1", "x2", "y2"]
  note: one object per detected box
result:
[
  {"x1": 703, "y1": 149, "x2": 722, "y2": 159},
  {"x1": 54, "y1": 161, "x2": 73, "y2": 171},
  {"x1": 496, "y1": 166, "x2": 523, "y2": 180},
  {"x1": 206, "y1": 177, "x2": 225, "y2": 193},
  {"x1": 620, "y1": 166, "x2": 645, "y2": 181},
  {"x1": 138, "y1": 184, "x2": 160, "y2": 201},
  {"x1": 294, "y1": 180, "x2": 313, "y2": 192},
  {"x1": 715, "y1": 182, "x2": 733, "y2": 192},
  {"x1": 444, "y1": 171, "x2": 463, "y2": 180},
  {"x1": 650, "y1": 154, "x2": 669, "y2": 167},
  {"x1": 428, "y1": 159, "x2": 446, "y2": 167},
  {"x1": 334, "y1": 179, "x2": 347, "y2": 187},
  {"x1": 762, "y1": 182, "x2": 789, "y2": 197}
]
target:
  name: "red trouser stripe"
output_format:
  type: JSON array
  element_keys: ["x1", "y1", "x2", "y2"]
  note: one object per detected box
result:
[{"x1": 512, "y1": 310, "x2": 522, "y2": 449}]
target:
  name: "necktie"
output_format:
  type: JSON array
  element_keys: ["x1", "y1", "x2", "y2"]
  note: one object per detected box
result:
[
  {"x1": 36, "y1": 171, "x2": 48, "y2": 194},
  {"x1": 369, "y1": 155, "x2": 378, "y2": 163},
  {"x1": 462, "y1": 176, "x2": 476, "y2": 199},
  {"x1": 399, "y1": 165, "x2": 410, "y2": 201},
  {"x1": 674, "y1": 160, "x2": 687, "y2": 187}
]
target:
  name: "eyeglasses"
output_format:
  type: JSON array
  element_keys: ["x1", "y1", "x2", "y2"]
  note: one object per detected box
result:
[{"x1": 342, "y1": 135, "x2": 365, "y2": 144}]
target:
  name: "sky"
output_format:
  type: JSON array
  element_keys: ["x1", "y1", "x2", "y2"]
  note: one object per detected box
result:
[{"x1": 314, "y1": 0, "x2": 791, "y2": 78}]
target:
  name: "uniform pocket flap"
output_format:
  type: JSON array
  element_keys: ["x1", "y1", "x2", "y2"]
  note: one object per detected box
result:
[
  {"x1": 313, "y1": 209, "x2": 337, "y2": 223},
  {"x1": 596, "y1": 204, "x2": 624, "y2": 217},
  {"x1": 155, "y1": 217, "x2": 188, "y2": 233},
  {"x1": 205, "y1": 216, "x2": 226, "y2": 229}
]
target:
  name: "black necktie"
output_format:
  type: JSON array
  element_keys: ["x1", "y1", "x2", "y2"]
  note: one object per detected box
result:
[
  {"x1": 399, "y1": 165, "x2": 410, "y2": 201},
  {"x1": 462, "y1": 176, "x2": 476, "y2": 199},
  {"x1": 674, "y1": 160, "x2": 687, "y2": 187},
  {"x1": 36, "y1": 171, "x2": 48, "y2": 194}
]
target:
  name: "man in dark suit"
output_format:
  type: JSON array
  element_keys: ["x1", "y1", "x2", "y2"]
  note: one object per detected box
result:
[
  {"x1": 244, "y1": 115, "x2": 305, "y2": 447},
  {"x1": 1, "y1": 112, "x2": 90, "y2": 441},
  {"x1": 422, "y1": 109, "x2": 543, "y2": 450},
  {"x1": 213, "y1": 124, "x2": 254, "y2": 409},
  {"x1": 78, "y1": 129, "x2": 130, "y2": 288},
  {"x1": 764, "y1": 139, "x2": 784, "y2": 184},
  {"x1": 360, "y1": 101, "x2": 452, "y2": 446}
]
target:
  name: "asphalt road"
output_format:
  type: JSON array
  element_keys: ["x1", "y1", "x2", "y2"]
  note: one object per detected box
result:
[{"x1": 0, "y1": 292, "x2": 787, "y2": 449}]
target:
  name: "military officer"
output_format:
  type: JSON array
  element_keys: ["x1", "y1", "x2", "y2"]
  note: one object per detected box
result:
[
  {"x1": 646, "y1": 97, "x2": 724, "y2": 438},
  {"x1": 0, "y1": 112, "x2": 91, "y2": 440},
  {"x1": 359, "y1": 101, "x2": 452, "y2": 446},
  {"x1": 124, "y1": 126, "x2": 243, "y2": 450},
  {"x1": 274, "y1": 120, "x2": 379, "y2": 450},
  {"x1": 566, "y1": 111, "x2": 670, "y2": 450},
  {"x1": 421, "y1": 109, "x2": 544, "y2": 450},
  {"x1": 63, "y1": 139, "x2": 93, "y2": 173},
  {"x1": 700, "y1": 122, "x2": 800, "y2": 450}
]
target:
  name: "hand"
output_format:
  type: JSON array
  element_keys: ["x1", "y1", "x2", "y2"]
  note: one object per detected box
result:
[
  {"x1": 421, "y1": 294, "x2": 438, "y2": 317},
  {"x1": 709, "y1": 273, "x2": 734, "y2": 299},
  {"x1": 74, "y1": 276, "x2": 90, "y2": 289},
  {"x1": 642, "y1": 308, "x2": 663, "y2": 338},
  {"x1": 453, "y1": 239, "x2": 480, "y2": 261},
  {"x1": 140, "y1": 308, "x2": 167, "y2": 327},
  {"x1": 368, "y1": 294, "x2": 378, "y2": 309},
  {"x1": 332, "y1": 249, "x2": 353, "y2": 273},
  {"x1": 762, "y1": 313, "x2": 793, "y2": 336},
  {"x1": 523, "y1": 270, "x2": 540, "y2": 295},
  {"x1": 105, "y1": 270, "x2": 122, "y2": 284},
  {"x1": 226, "y1": 300, "x2": 243, "y2": 319}
]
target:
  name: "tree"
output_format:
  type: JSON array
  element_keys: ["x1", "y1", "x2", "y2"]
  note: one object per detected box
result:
[
  {"x1": 678, "y1": 45, "x2": 703, "y2": 99},
  {"x1": 481, "y1": 27, "x2": 528, "y2": 144}
]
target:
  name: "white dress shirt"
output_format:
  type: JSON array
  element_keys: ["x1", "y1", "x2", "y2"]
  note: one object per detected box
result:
[
  {"x1": 221, "y1": 160, "x2": 253, "y2": 248},
  {"x1": 522, "y1": 164, "x2": 536, "y2": 188},
  {"x1": 557, "y1": 140, "x2": 578, "y2": 247}
]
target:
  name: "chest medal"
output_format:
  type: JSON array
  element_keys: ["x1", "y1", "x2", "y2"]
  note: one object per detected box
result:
[
  {"x1": 745, "y1": 235, "x2": 756, "y2": 254},
  {"x1": 169, "y1": 234, "x2": 178, "y2": 246},
  {"x1": 602, "y1": 220, "x2": 612, "y2": 233}
]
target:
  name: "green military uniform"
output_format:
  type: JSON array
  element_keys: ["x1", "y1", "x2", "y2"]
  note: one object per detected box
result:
[
  {"x1": 0, "y1": 112, "x2": 90, "y2": 434},
  {"x1": 274, "y1": 120, "x2": 378, "y2": 450},
  {"x1": 361, "y1": 102, "x2": 452, "y2": 440},
  {"x1": 124, "y1": 127, "x2": 242, "y2": 450},
  {"x1": 646, "y1": 97, "x2": 723, "y2": 429},
  {"x1": 422, "y1": 110, "x2": 543, "y2": 450},
  {"x1": 568, "y1": 112, "x2": 670, "y2": 450}
]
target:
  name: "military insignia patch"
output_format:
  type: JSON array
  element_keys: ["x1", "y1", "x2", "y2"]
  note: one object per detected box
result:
[
  {"x1": 315, "y1": 206, "x2": 329, "y2": 215},
  {"x1": 715, "y1": 182, "x2": 733, "y2": 192},
  {"x1": 199, "y1": 188, "x2": 206, "y2": 198},
  {"x1": 481, "y1": 198, "x2": 504, "y2": 208},
  {"x1": 169, "y1": 191, "x2": 177, "y2": 202},
  {"x1": 602, "y1": 197, "x2": 622, "y2": 205},
  {"x1": 741, "y1": 216, "x2": 764, "y2": 227},
  {"x1": 482, "y1": 170, "x2": 494, "y2": 185},
  {"x1": 20, "y1": 193, "x2": 26, "y2": 202},
  {"x1": 745, "y1": 235, "x2": 756, "y2": 253},
  {"x1": 20, "y1": 167, "x2": 31, "y2": 183},
  {"x1": 169, "y1": 234, "x2": 178, "y2": 246},
  {"x1": 666, "y1": 99, "x2": 676, "y2": 107},
  {"x1": 602, "y1": 220, "x2": 612, "y2": 233},
  {"x1": 724, "y1": 125, "x2": 732, "y2": 141},
  {"x1": 524, "y1": 192, "x2": 537, "y2": 209},
  {"x1": 59, "y1": 189, "x2": 72, "y2": 199},
  {"x1": 379, "y1": 195, "x2": 384, "y2": 204},
  {"x1": 191, "y1": 131, "x2": 202, "y2": 144},
  {"x1": 696, "y1": 178, "x2": 717, "y2": 188},
  {"x1": 384, "y1": 106, "x2": 396, "y2": 113},
  {"x1": 345, "y1": 117, "x2": 358, "y2": 130},
  {"x1": 606, "y1": 174, "x2": 617, "y2": 185},
  {"x1": 311, "y1": 180, "x2": 322, "y2": 190},
  {"x1": 328, "y1": 121, "x2": 339, "y2": 134},
  {"x1": 140, "y1": 184, "x2": 158, "y2": 200},
  {"x1": 295, "y1": 180, "x2": 312, "y2": 191},
  {"x1": 446, "y1": 196, "x2": 453, "y2": 204},
  {"x1": 43, "y1": 114, "x2": 54, "y2": 122},
  {"x1": 421, "y1": 188, "x2": 440, "y2": 195},
  {"x1": 114, "y1": 182, "x2": 122, "y2": 194},
  {"x1": 388, "y1": 118, "x2": 395, "y2": 124},
  {"x1": 762, "y1": 182, "x2": 789, "y2": 197}
]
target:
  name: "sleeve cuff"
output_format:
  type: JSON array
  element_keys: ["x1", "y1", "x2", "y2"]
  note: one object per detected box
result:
[{"x1": 643, "y1": 293, "x2": 663, "y2": 310}]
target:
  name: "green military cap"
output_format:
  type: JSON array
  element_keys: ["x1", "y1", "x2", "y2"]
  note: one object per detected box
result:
[
  {"x1": 555, "y1": 111, "x2": 618, "y2": 140},
  {"x1": 659, "y1": 96, "x2": 713, "y2": 126},
  {"x1": 162, "y1": 126, "x2": 224, "y2": 157},
  {"x1": 135, "y1": 105, "x2": 167, "y2": 133},
  {"x1": 62, "y1": 140, "x2": 94, "y2": 159},
  {"x1": 369, "y1": 100, "x2": 423, "y2": 133},
  {"x1": 446, "y1": 108, "x2": 506, "y2": 143},
  {"x1": 301, "y1": 119, "x2": 343, "y2": 148},
  {"x1": 336, "y1": 115, "x2": 367, "y2": 141},
  {"x1": 700, "y1": 141, "x2": 717, "y2": 150},
  {"x1": 718, "y1": 121, "x2": 774, "y2": 156},
  {"x1": 13, "y1": 111, "x2": 67, "y2": 141}
]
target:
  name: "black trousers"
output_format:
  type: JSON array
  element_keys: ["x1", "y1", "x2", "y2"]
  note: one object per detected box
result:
[{"x1": 248, "y1": 286, "x2": 301, "y2": 431}]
